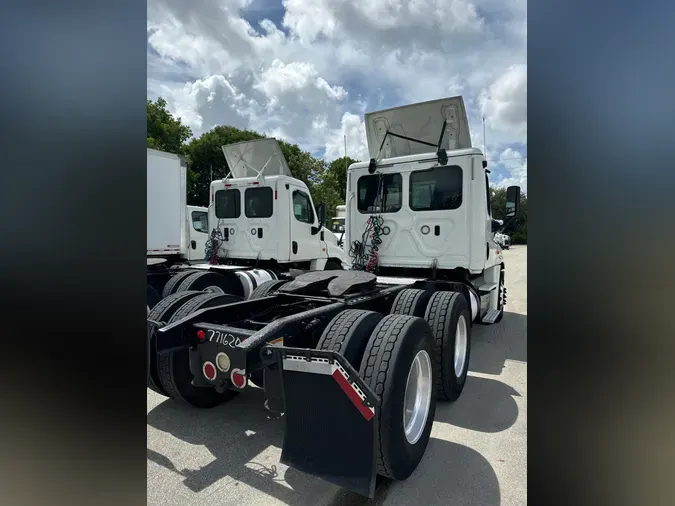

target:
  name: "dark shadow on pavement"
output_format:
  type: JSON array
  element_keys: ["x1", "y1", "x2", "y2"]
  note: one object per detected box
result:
[
  {"x1": 147, "y1": 387, "x2": 391, "y2": 505},
  {"x1": 148, "y1": 387, "x2": 501, "y2": 505},
  {"x1": 434, "y1": 376, "x2": 521, "y2": 432},
  {"x1": 470, "y1": 311, "x2": 527, "y2": 375},
  {"x1": 148, "y1": 387, "x2": 293, "y2": 498},
  {"x1": 286, "y1": 438, "x2": 500, "y2": 506}
]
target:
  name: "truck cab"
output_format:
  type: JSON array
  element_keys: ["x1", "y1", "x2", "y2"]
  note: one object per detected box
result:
[
  {"x1": 346, "y1": 148, "x2": 500, "y2": 274},
  {"x1": 345, "y1": 96, "x2": 519, "y2": 312},
  {"x1": 208, "y1": 138, "x2": 345, "y2": 271}
]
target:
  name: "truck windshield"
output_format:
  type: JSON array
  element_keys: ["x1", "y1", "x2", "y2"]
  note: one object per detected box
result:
[
  {"x1": 409, "y1": 165, "x2": 463, "y2": 211},
  {"x1": 245, "y1": 187, "x2": 273, "y2": 218},
  {"x1": 215, "y1": 189, "x2": 241, "y2": 219},
  {"x1": 357, "y1": 173, "x2": 402, "y2": 213}
]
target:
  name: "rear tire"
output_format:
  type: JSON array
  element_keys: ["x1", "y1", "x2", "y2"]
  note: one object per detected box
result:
[
  {"x1": 359, "y1": 314, "x2": 437, "y2": 480},
  {"x1": 317, "y1": 309, "x2": 384, "y2": 370},
  {"x1": 424, "y1": 291, "x2": 472, "y2": 402},
  {"x1": 147, "y1": 291, "x2": 203, "y2": 396},
  {"x1": 161, "y1": 270, "x2": 198, "y2": 298},
  {"x1": 390, "y1": 288, "x2": 432, "y2": 318},
  {"x1": 157, "y1": 293, "x2": 242, "y2": 408},
  {"x1": 249, "y1": 279, "x2": 288, "y2": 300}
]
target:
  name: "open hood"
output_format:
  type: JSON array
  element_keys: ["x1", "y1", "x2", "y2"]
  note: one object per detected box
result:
[
  {"x1": 364, "y1": 96, "x2": 472, "y2": 159},
  {"x1": 221, "y1": 138, "x2": 292, "y2": 179}
]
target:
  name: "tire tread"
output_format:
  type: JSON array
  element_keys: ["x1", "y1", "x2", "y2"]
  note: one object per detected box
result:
[{"x1": 360, "y1": 314, "x2": 417, "y2": 478}]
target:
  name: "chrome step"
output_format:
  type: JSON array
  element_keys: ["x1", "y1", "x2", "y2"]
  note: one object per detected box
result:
[{"x1": 481, "y1": 309, "x2": 502, "y2": 324}]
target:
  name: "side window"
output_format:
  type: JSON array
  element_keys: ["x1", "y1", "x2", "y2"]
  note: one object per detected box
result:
[
  {"x1": 357, "y1": 173, "x2": 402, "y2": 213},
  {"x1": 485, "y1": 173, "x2": 492, "y2": 217},
  {"x1": 215, "y1": 189, "x2": 241, "y2": 219},
  {"x1": 245, "y1": 187, "x2": 274, "y2": 218},
  {"x1": 191, "y1": 211, "x2": 208, "y2": 232},
  {"x1": 292, "y1": 190, "x2": 314, "y2": 224},
  {"x1": 409, "y1": 165, "x2": 463, "y2": 211}
]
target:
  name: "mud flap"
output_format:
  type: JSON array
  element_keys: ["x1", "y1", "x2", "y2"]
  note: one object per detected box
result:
[{"x1": 261, "y1": 346, "x2": 380, "y2": 498}]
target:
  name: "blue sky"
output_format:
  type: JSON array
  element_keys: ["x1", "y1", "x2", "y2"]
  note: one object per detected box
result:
[
  {"x1": 240, "y1": 0, "x2": 288, "y2": 35},
  {"x1": 147, "y1": 0, "x2": 527, "y2": 190}
]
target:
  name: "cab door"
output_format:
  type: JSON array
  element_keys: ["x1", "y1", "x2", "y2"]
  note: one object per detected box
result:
[
  {"x1": 187, "y1": 206, "x2": 209, "y2": 262},
  {"x1": 288, "y1": 185, "x2": 323, "y2": 262}
]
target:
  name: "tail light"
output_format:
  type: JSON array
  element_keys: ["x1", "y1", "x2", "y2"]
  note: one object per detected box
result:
[
  {"x1": 196, "y1": 330, "x2": 206, "y2": 342},
  {"x1": 231, "y1": 369, "x2": 247, "y2": 389},
  {"x1": 202, "y1": 361, "x2": 217, "y2": 381}
]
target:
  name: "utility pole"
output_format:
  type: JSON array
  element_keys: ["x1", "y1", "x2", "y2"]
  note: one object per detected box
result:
[{"x1": 482, "y1": 116, "x2": 486, "y2": 156}]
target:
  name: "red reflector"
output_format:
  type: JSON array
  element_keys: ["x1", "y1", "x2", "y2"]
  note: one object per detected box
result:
[
  {"x1": 225, "y1": 184, "x2": 232, "y2": 187},
  {"x1": 274, "y1": 189, "x2": 278, "y2": 200},
  {"x1": 252, "y1": 181, "x2": 259, "y2": 185},
  {"x1": 203, "y1": 362, "x2": 217, "y2": 381},
  {"x1": 231, "y1": 369, "x2": 246, "y2": 388},
  {"x1": 197, "y1": 330, "x2": 206, "y2": 341}
]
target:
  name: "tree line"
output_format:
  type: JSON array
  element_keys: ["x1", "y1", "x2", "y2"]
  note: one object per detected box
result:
[{"x1": 148, "y1": 97, "x2": 527, "y2": 243}]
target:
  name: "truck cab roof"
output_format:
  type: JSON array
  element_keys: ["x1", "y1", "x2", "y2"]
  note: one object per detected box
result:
[{"x1": 221, "y1": 138, "x2": 292, "y2": 179}]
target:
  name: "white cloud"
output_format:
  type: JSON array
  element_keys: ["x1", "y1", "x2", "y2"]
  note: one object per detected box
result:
[
  {"x1": 147, "y1": 0, "x2": 526, "y2": 160},
  {"x1": 493, "y1": 147, "x2": 527, "y2": 192},
  {"x1": 480, "y1": 64, "x2": 527, "y2": 143},
  {"x1": 324, "y1": 112, "x2": 369, "y2": 161}
]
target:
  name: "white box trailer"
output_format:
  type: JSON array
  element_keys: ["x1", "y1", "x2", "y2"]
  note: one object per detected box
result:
[
  {"x1": 147, "y1": 148, "x2": 210, "y2": 309},
  {"x1": 147, "y1": 148, "x2": 208, "y2": 262}
]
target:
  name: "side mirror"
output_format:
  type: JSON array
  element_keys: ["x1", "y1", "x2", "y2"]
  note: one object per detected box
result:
[
  {"x1": 505, "y1": 186, "x2": 520, "y2": 219},
  {"x1": 491, "y1": 220, "x2": 502, "y2": 233},
  {"x1": 315, "y1": 202, "x2": 327, "y2": 229}
]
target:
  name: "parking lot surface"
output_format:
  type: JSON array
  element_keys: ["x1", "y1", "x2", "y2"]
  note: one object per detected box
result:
[{"x1": 148, "y1": 246, "x2": 527, "y2": 505}]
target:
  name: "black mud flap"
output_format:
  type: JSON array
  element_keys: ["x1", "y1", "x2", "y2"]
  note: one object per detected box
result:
[{"x1": 262, "y1": 346, "x2": 380, "y2": 498}]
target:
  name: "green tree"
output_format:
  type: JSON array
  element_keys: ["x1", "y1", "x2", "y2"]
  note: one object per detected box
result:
[
  {"x1": 184, "y1": 126, "x2": 332, "y2": 207},
  {"x1": 324, "y1": 156, "x2": 360, "y2": 202},
  {"x1": 185, "y1": 126, "x2": 264, "y2": 205},
  {"x1": 146, "y1": 97, "x2": 192, "y2": 154}
]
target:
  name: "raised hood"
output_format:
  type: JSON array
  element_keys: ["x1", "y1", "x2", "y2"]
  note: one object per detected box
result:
[
  {"x1": 364, "y1": 96, "x2": 472, "y2": 159},
  {"x1": 221, "y1": 138, "x2": 292, "y2": 179}
]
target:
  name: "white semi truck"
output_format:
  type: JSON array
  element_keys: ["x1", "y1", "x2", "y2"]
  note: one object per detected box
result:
[
  {"x1": 152, "y1": 139, "x2": 347, "y2": 304},
  {"x1": 148, "y1": 96, "x2": 520, "y2": 498}
]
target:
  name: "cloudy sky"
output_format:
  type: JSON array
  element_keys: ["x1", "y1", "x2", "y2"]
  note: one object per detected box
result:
[{"x1": 147, "y1": 0, "x2": 527, "y2": 191}]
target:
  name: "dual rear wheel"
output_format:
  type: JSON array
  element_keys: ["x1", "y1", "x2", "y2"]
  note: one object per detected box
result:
[{"x1": 315, "y1": 286, "x2": 471, "y2": 482}]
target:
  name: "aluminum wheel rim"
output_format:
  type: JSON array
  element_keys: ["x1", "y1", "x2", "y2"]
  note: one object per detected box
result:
[
  {"x1": 403, "y1": 350, "x2": 433, "y2": 445},
  {"x1": 454, "y1": 315, "x2": 468, "y2": 377}
]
